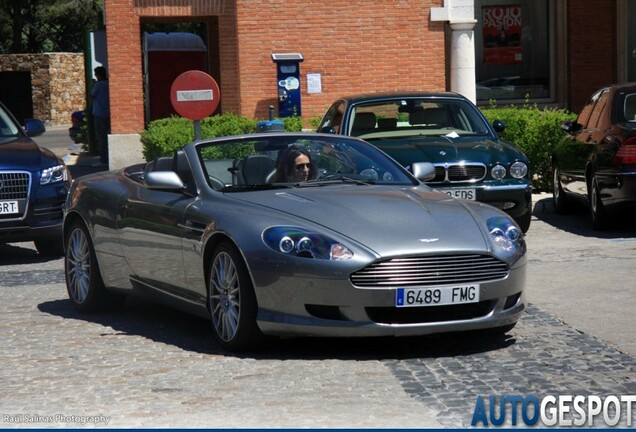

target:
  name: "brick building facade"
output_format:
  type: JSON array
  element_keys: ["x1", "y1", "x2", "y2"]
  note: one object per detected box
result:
[
  {"x1": 93, "y1": 0, "x2": 631, "y2": 168},
  {"x1": 105, "y1": 0, "x2": 446, "y2": 136}
]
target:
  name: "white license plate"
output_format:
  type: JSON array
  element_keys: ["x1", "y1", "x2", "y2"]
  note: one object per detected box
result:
[
  {"x1": 440, "y1": 188, "x2": 476, "y2": 200},
  {"x1": 0, "y1": 201, "x2": 19, "y2": 215},
  {"x1": 396, "y1": 284, "x2": 480, "y2": 308}
]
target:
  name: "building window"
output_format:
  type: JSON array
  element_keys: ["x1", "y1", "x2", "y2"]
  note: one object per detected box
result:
[{"x1": 474, "y1": 0, "x2": 551, "y2": 103}]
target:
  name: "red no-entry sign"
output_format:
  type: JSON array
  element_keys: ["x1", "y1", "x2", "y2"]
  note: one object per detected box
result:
[{"x1": 170, "y1": 70, "x2": 220, "y2": 120}]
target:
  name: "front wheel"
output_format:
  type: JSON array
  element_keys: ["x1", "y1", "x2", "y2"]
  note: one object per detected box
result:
[
  {"x1": 589, "y1": 176, "x2": 609, "y2": 230},
  {"x1": 208, "y1": 242, "x2": 264, "y2": 351},
  {"x1": 65, "y1": 221, "x2": 123, "y2": 312}
]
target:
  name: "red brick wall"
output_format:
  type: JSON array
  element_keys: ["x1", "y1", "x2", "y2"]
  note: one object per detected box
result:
[
  {"x1": 104, "y1": 0, "x2": 445, "y2": 133},
  {"x1": 235, "y1": 0, "x2": 446, "y2": 122},
  {"x1": 567, "y1": 0, "x2": 616, "y2": 113}
]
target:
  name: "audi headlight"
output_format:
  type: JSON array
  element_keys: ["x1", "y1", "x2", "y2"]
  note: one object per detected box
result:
[
  {"x1": 263, "y1": 227, "x2": 353, "y2": 260},
  {"x1": 510, "y1": 162, "x2": 528, "y2": 179},
  {"x1": 41, "y1": 164, "x2": 69, "y2": 185}
]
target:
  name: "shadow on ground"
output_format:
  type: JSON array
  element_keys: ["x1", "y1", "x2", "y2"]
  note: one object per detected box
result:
[
  {"x1": 532, "y1": 194, "x2": 636, "y2": 238},
  {"x1": 37, "y1": 296, "x2": 516, "y2": 361}
]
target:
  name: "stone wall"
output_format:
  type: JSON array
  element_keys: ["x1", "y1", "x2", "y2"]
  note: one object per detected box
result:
[{"x1": 0, "y1": 53, "x2": 85, "y2": 125}]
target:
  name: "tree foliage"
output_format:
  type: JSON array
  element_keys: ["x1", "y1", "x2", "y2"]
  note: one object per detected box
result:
[{"x1": 0, "y1": 0, "x2": 104, "y2": 54}]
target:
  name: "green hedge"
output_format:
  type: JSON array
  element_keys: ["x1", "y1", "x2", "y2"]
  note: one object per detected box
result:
[
  {"x1": 141, "y1": 107, "x2": 576, "y2": 193},
  {"x1": 141, "y1": 114, "x2": 304, "y2": 161},
  {"x1": 481, "y1": 103, "x2": 576, "y2": 192}
]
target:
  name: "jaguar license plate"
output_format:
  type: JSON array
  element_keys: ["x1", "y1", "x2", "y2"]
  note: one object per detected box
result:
[
  {"x1": 396, "y1": 285, "x2": 480, "y2": 308},
  {"x1": 0, "y1": 200, "x2": 19, "y2": 215},
  {"x1": 440, "y1": 188, "x2": 476, "y2": 200}
]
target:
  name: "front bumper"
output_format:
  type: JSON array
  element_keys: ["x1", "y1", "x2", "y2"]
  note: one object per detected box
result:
[
  {"x1": 431, "y1": 180, "x2": 532, "y2": 220},
  {"x1": 252, "y1": 261, "x2": 527, "y2": 338}
]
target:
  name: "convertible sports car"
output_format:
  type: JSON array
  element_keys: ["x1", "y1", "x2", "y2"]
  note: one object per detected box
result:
[{"x1": 63, "y1": 133, "x2": 527, "y2": 351}]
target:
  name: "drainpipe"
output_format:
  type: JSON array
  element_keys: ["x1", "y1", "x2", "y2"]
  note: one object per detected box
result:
[{"x1": 431, "y1": 0, "x2": 477, "y2": 104}]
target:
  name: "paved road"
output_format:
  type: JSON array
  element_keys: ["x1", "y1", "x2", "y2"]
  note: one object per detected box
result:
[{"x1": 1, "y1": 128, "x2": 634, "y2": 428}]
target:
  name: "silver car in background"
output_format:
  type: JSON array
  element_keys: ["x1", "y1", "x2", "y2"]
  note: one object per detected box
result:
[{"x1": 63, "y1": 133, "x2": 526, "y2": 351}]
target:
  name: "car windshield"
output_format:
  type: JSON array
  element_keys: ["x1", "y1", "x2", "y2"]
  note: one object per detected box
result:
[
  {"x1": 347, "y1": 98, "x2": 492, "y2": 140},
  {"x1": 0, "y1": 106, "x2": 20, "y2": 140},
  {"x1": 196, "y1": 134, "x2": 417, "y2": 191}
]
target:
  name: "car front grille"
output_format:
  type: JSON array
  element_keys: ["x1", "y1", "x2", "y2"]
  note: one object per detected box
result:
[
  {"x1": 350, "y1": 254, "x2": 509, "y2": 288},
  {"x1": 0, "y1": 171, "x2": 30, "y2": 200},
  {"x1": 429, "y1": 163, "x2": 487, "y2": 183}
]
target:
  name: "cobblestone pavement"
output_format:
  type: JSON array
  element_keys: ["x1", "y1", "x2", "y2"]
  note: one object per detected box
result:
[{"x1": 1, "y1": 228, "x2": 635, "y2": 428}]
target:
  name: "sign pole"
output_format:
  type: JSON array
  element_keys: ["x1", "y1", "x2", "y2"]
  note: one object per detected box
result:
[{"x1": 194, "y1": 120, "x2": 202, "y2": 141}]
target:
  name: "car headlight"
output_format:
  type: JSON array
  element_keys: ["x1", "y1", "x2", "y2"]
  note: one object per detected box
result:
[
  {"x1": 487, "y1": 216, "x2": 525, "y2": 262},
  {"x1": 40, "y1": 164, "x2": 69, "y2": 185},
  {"x1": 263, "y1": 226, "x2": 353, "y2": 260},
  {"x1": 510, "y1": 161, "x2": 528, "y2": 179},
  {"x1": 491, "y1": 164, "x2": 506, "y2": 179}
]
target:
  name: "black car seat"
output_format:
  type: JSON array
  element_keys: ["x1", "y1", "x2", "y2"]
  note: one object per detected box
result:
[{"x1": 238, "y1": 154, "x2": 276, "y2": 185}]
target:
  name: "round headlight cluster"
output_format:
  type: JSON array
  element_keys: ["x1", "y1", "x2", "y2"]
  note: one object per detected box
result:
[
  {"x1": 510, "y1": 162, "x2": 528, "y2": 179},
  {"x1": 264, "y1": 226, "x2": 353, "y2": 260},
  {"x1": 491, "y1": 162, "x2": 528, "y2": 180}
]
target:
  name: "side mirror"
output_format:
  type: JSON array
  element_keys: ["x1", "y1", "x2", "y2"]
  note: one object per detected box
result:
[
  {"x1": 492, "y1": 119, "x2": 505, "y2": 133},
  {"x1": 561, "y1": 120, "x2": 582, "y2": 135},
  {"x1": 411, "y1": 162, "x2": 436, "y2": 182},
  {"x1": 319, "y1": 126, "x2": 336, "y2": 134},
  {"x1": 145, "y1": 171, "x2": 185, "y2": 191},
  {"x1": 24, "y1": 118, "x2": 46, "y2": 137}
]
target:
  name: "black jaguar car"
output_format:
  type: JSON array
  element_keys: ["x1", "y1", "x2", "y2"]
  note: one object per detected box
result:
[
  {"x1": 0, "y1": 101, "x2": 71, "y2": 256},
  {"x1": 317, "y1": 92, "x2": 533, "y2": 232}
]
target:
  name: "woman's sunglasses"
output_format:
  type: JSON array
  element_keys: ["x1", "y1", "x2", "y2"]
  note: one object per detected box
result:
[{"x1": 295, "y1": 163, "x2": 311, "y2": 171}]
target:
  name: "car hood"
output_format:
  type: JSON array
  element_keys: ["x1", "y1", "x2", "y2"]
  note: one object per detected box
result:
[
  {"x1": 230, "y1": 185, "x2": 490, "y2": 256},
  {"x1": 0, "y1": 137, "x2": 59, "y2": 170},
  {"x1": 372, "y1": 136, "x2": 527, "y2": 164}
]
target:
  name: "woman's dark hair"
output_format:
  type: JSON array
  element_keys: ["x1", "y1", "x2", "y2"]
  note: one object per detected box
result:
[{"x1": 273, "y1": 144, "x2": 317, "y2": 182}]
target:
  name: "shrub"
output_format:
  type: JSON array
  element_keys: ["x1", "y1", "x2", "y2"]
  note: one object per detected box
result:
[
  {"x1": 141, "y1": 114, "x2": 256, "y2": 160},
  {"x1": 481, "y1": 102, "x2": 576, "y2": 192}
]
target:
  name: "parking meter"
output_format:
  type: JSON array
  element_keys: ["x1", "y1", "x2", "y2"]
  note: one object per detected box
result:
[{"x1": 272, "y1": 53, "x2": 303, "y2": 117}]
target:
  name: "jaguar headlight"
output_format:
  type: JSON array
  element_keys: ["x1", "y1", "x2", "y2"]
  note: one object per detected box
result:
[
  {"x1": 510, "y1": 162, "x2": 528, "y2": 179},
  {"x1": 263, "y1": 227, "x2": 353, "y2": 260},
  {"x1": 41, "y1": 164, "x2": 68, "y2": 185},
  {"x1": 491, "y1": 164, "x2": 506, "y2": 180}
]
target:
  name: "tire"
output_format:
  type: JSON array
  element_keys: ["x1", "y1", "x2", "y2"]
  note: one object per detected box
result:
[
  {"x1": 552, "y1": 163, "x2": 571, "y2": 214},
  {"x1": 208, "y1": 242, "x2": 264, "y2": 351},
  {"x1": 34, "y1": 239, "x2": 64, "y2": 257},
  {"x1": 589, "y1": 176, "x2": 609, "y2": 230},
  {"x1": 64, "y1": 221, "x2": 123, "y2": 312}
]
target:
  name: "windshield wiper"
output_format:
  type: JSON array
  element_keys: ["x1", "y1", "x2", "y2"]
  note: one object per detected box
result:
[{"x1": 302, "y1": 174, "x2": 372, "y2": 186}]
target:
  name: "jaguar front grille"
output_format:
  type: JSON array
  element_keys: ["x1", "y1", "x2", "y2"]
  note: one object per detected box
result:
[
  {"x1": 350, "y1": 254, "x2": 509, "y2": 287},
  {"x1": 429, "y1": 163, "x2": 486, "y2": 183}
]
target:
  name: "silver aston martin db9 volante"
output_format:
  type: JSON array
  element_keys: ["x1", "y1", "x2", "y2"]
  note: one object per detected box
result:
[{"x1": 63, "y1": 133, "x2": 526, "y2": 351}]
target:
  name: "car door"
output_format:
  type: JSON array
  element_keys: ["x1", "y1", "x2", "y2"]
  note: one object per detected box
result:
[
  {"x1": 558, "y1": 89, "x2": 607, "y2": 198},
  {"x1": 118, "y1": 152, "x2": 196, "y2": 297}
]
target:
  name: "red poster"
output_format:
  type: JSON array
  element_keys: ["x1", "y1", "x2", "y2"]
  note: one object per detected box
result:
[{"x1": 482, "y1": 5, "x2": 522, "y2": 64}]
